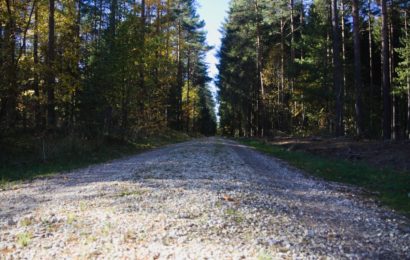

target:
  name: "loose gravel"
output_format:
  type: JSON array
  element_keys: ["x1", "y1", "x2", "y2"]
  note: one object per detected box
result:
[{"x1": 0, "y1": 137, "x2": 409, "y2": 259}]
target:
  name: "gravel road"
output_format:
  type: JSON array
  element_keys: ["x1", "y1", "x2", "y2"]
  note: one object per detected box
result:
[{"x1": 0, "y1": 137, "x2": 409, "y2": 259}]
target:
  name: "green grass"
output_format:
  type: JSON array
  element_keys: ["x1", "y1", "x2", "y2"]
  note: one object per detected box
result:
[
  {"x1": 225, "y1": 208, "x2": 244, "y2": 223},
  {"x1": 0, "y1": 130, "x2": 190, "y2": 187},
  {"x1": 16, "y1": 232, "x2": 32, "y2": 247},
  {"x1": 239, "y1": 139, "x2": 410, "y2": 216},
  {"x1": 117, "y1": 189, "x2": 147, "y2": 197}
]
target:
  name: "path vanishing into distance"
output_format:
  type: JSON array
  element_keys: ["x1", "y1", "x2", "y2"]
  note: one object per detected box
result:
[{"x1": 0, "y1": 138, "x2": 409, "y2": 259}]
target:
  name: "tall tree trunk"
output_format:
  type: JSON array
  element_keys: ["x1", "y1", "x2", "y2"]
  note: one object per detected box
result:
[
  {"x1": 139, "y1": 0, "x2": 146, "y2": 115},
  {"x1": 289, "y1": 0, "x2": 295, "y2": 133},
  {"x1": 72, "y1": 0, "x2": 81, "y2": 130},
  {"x1": 300, "y1": 0, "x2": 305, "y2": 124},
  {"x1": 280, "y1": 17, "x2": 285, "y2": 105},
  {"x1": 368, "y1": 0, "x2": 375, "y2": 133},
  {"x1": 155, "y1": 0, "x2": 161, "y2": 87},
  {"x1": 176, "y1": 19, "x2": 183, "y2": 129},
  {"x1": 289, "y1": 0, "x2": 295, "y2": 65},
  {"x1": 352, "y1": 0, "x2": 363, "y2": 136},
  {"x1": 186, "y1": 50, "x2": 191, "y2": 132},
  {"x1": 255, "y1": 0, "x2": 264, "y2": 136},
  {"x1": 405, "y1": 10, "x2": 410, "y2": 140},
  {"x1": 340, "y1": 1, "x2": 346, "y2": 91},
  {"x1": 389, "y1": 15, "x2": 396, "y2": 140},
  {"x1": 326, "y1": 19, "x2": 331, "y2": 132},
  {"x1": 33, "y1": 2, "x2": 41, "y2": 130},
  {"x1": 381, "y1": 0, "x2": 391, "y2": 139},
  {"x1": 3, "y1": 0, "x2": 17, "y2": 129},
  {"x1": 0, "y1": 19, "x2": 4, "y2": 125},
  {"x1": 109, "y1": 0, "x2": 117, "y2": 44},
  {"x1": 331, "y1": 0, "x2": 344, "y2": 136},
  {"x1": 46, "y1": 0, "x2": 56, "y2": 128}
]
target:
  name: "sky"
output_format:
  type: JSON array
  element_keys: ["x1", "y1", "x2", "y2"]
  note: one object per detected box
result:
[{"x1": 197, "y1": 0, "x2": 230, "y2": 116}]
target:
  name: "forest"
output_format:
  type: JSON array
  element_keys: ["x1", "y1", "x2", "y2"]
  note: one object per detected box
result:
[
  {"x1": 218, "y1": 0, "x2": 410, "y2": 140},
  {"x1": 0, "y1": 0, "x2": 217, "y2": 140},
  {"x1": 1, "y1": 1, "x2": 410, "y2": 258},
  {"x1": 2, "y1": 0, "x2": 410, "y2": 142}
]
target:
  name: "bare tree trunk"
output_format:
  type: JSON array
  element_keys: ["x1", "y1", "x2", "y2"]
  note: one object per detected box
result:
[
  {"x1": 326, "y1": 21, "x2": 331, "y2": 132},
  {"x1": 186, "y1": 51, "x2": 191, "y2": 132},
  {"x1": 3, "y1": 0, "x2": 17, "y2": 129},
  {"x1": 381, "y1": 0, "x2": 391, "y2": 139},
  {"x1": 289, "y1": 0, "x2": 295, "y2": 133},
  {"x1": 176, "y1": 19, "x2": 183, "y2": 129},
  {"x1": 109, "y1": 0, "x2": 117, "y2": 44},
  {"x1": 72, "y1": 0, "x2": 81, "y2": 130},
  {"x1": 352, "y1": 0, "x2": 363, "y2": 137},
  {"x1": 33, "y1": 2, "x2": 41, "y2": 130},
  {"x1": 389, "y1": 15, "x2": 396, "y2": 140},
  {"x1": 140, "y1": 0, "x2": 146, "y2": 96},
  {"x1": 255, "y1": 0, "x2": 264, "y2": 136},
  {"x1": 331, "y1": 0, "x2": 344, "y2": 136},
  {"x1": 300, "y1": 0, "x2": 305, "y2": 124},
  {"x1": 340, "y1": 1, "x2": 346, "y2": 92},
  {"x1": 368, "y1": 0, "x2": 375, "y2": 132},
  {"x1": 47, "y1": 0, "x2": 56, "y2": 128},
  {"x1": 155, "y1": 0, "x2": 161, "y2": 85},
  {"x1": 280, "y1": 17, "x2": 285, "y2": 105},
  {"x1": 405, "y1": 11, "x2": 410, "y2": 140},
  {"x1": 289, "y1": 0, "x2": 295, "y2": 65}
]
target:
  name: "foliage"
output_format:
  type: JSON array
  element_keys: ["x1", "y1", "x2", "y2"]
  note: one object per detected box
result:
[
  {"x1": 0, "y1": 0, "x2": 216, "y2": 139},
  {"x1": 218, "y1": 0, "x2": 410, "y2": 140}
]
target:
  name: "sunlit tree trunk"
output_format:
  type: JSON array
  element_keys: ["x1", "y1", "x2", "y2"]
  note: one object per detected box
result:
[
  {"x1": 289, "y1": 0, "x2": 295, "y2": 133},
  {"x1": 255, "y1": 0, "x2": 264, "y2": 136},
  {"x1": 47, "y1": 0, "x2": 56, "y2": 128},
  {"x1": 33, "y1": 2, "x2": 41, "y2": 130},
  {"x1": 176, "y1": 19, "x2": 183, "y2": 129},
  {"x1": 186, "y1": 50, "x2": 191, "y2": 132},
  {"x1": 352, "y1": 0, "x2": 363, "y2": 137},
  {"x1": 280, "y1": 17, "x2": 285, "y2": 105},
  {"x1": 331, "y1": 0, "x2": 344, "y2": 136}
]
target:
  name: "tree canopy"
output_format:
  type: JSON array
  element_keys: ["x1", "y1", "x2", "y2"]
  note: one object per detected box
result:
[
  {"x1": 0, "y1": 0, "x2": 217, "y2": 138},
  {"x1": 218, "y1": 0, "x2": 410, "y2": 140}
]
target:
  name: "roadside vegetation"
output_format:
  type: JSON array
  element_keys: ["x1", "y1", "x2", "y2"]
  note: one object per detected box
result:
[
  {"x1": 239, "y1": 139, "x2": 410, "y2": 216},
  {"x1": 0, "y1": 130, "x2": 190, "y2": 187}
]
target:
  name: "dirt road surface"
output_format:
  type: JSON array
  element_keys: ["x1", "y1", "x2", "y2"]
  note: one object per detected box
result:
[{"x1": 0, "y1": 138, "x2": 409, "y2": 259}]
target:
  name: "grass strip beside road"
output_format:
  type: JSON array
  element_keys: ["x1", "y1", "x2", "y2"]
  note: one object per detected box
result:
[
  {"x1": 0, "y1": 131, "x2": 190, "y2": 188},
  {"x1": 239, "y1": 138, "x2": 410, "y2": 217}
]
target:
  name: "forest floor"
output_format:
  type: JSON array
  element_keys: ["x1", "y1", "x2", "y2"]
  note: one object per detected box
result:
[
  {"x1": 265, "y1": 136, "x2": 410, "y2": 172},
  {"x1": 1, "y1": 137, "x2": 409, "y2": 259}
]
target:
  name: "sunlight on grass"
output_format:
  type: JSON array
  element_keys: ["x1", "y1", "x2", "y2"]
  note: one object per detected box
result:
[{"x1": 239, "y1": 139, "x2": 410, "y2": 216}]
